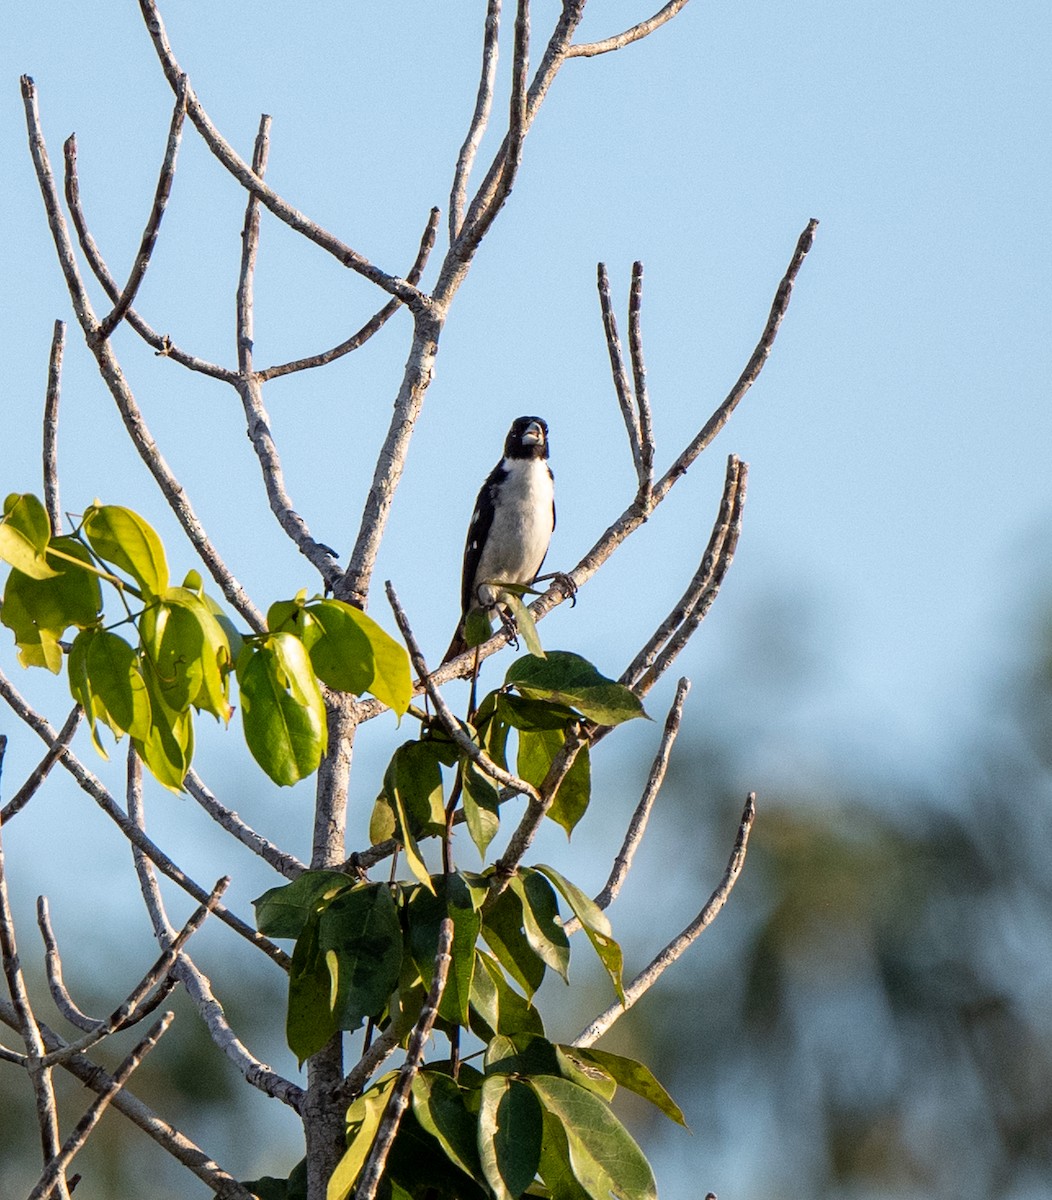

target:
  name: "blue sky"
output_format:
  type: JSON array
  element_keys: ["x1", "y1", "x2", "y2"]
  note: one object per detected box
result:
[{"x1": 3, "y1": 1, "x2": 1052, "y2": 1193}]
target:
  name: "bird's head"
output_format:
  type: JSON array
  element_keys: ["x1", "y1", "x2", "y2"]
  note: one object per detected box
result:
[{"x1": 505, "y1": 416, "x2": 549, "y2": 459}]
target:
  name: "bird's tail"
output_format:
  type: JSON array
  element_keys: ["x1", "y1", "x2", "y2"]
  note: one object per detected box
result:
[{"x1": 441, "y1": 625, "x2": 468, "y2": 666}]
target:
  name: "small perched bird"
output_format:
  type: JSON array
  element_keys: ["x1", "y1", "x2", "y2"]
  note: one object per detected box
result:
[{"x1": 443, "y1": 416, "x2": 556, "y2": 662}]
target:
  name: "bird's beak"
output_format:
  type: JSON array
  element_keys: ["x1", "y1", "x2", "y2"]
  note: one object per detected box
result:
[{"x1": 522, "y1": 421, "x2": 545, "y2": 446}]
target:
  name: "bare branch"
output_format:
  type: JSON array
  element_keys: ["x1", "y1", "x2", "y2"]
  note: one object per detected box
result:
[
  {"x1": 455, "y1": 0, "x2": 530, "y2": 260},
  {"x1": 628, "y1": 261, "x2": 655, "y2": 493},
  {"x1": 42, "y1": 320, "x2": 65, "y2": 532},
  {"x1": 0, "y1": 706, "x2": 80, "y2": 825},
  {"x1": 37, "y1": 877, "x2": 228, "y2": 1068},
  {"x1": 185, "y1": 769, "x2": 305, "y2": 880},
  {"x1": 0, "y1": 738, "x2": 70, "y2": 1199},
  {"x1": 573, "y1": 792, "x2": 757, "y2": 1047},
  {"x1": 24, "y1": 92, "x2": 264, "y2": 627},
  {"x1": 126, "y1": 752, "x2": 305, "y2": 1112},
  {"x1": 621, "y1": 454, "x2": 746, "y2": 694},
  {"x1": 567, "y1": 0, "x2": 692, "y2": 58},
  {"x1": 594, "y1": 677, "x2": 689, "y2": 916},
  {"x1": 257, "y1": 206, "x2": 441, "y2": 383},
  {"x1": 98, "y1": 80, "x2": 187, "y2": 339},
  {"x1": 336, "y1": 1026, "x2": 402, "y2": 1104},
  {"x1": 234, "y1": 115, "x2": 342, "y2": 582},
  {"x1": 0, "y1": 997, "x2": 253, "y2": 1199},
  {"x1": 27, "y1": 1011, "x2": 173, "y2": 1200},
  {"x1": 0, "y1": 668, "x2": 288, "y2": 966},
  {"x1": 37, "y1": 896, "x2": 106, "y2": 1032},
  {"x1": 653, "y1": 219, "x2": 818, "y2": 504},
  {"x1": 63, "y1": 134, "x2": 234, "y2": 381},
  {"x1": 597, "y1": 262, "x2": 642, "y2": 475},
  {"x1": 137, "y1": 0, "x2": 428, "y2": 309},
  {"x1": 449, "y1": 0, "x2": 502, "y2": 242},
  {"x1": 353, "y1": 916, "x2": 453, "y2": 1200}
]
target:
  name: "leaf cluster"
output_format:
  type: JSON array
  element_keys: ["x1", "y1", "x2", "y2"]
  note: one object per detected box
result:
[{"x1": 0, "y1": 494, "x2": 411, "y2": 790}]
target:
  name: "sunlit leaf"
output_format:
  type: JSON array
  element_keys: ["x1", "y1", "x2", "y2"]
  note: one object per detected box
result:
[
  {"x1": 0, "y1": 493, "x2": 56, "y2": 579},
  {"x1": 510, "y1": 870, "x2": 570, "y2": 982},
  {"x1": 462, "y1": 761, "x2": 500, "y2": 858},
  {"x1": 506, "y1": 652, "x2": 648, "y2": 726},
  {"x1": 84, "y1": 628, "x2": 151, "y2": 740},
  {"x1": 481, "y1": 885, "x2": 546, "y2": 998},
  {"x1": 133, "y1": 656, "x2": 194, "y2": 792},
  {"x1": 526, "y1": 1075, "x2": 656, "y2": 1200},
  {"x1": 253, "y1": 870, "x2": 354, "y2": 940},
  {"x1": 478, "y1": 1075, "x2": 542, "y2": 1200},
  {"x1": 83, "y1": 503, "x2": 168, "y2": 596},
  {"x1": 517, "y1": 728, "x2": 591, "y2": 836},
  {"x1": 470, "y1": 950, "x2": 545, "y2": 1041},
  {"x1": 501, "y1": 592, "x2": 544, "y2": 658},
  {"x1": 237, "y1": 634, "x2": 327, "y2": 786},
  {"x1": 307, "y1": 598, "x2": 412, "y2": 716},
  {"x1": 286, "y1": 910, "x2": 337, "y2": 1064},
  {"x1": 326, "y1": 1074, "x2": 397, "y2": 1200},
  {"x1": 534, "y1": 865, "x2": 624, "y2": 1004},
  {"x1": 565, "y1": 1046, "x2": 688, "y2": 1127}
]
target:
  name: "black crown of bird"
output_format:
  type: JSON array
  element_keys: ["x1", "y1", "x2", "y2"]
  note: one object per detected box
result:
[{"x1": 442, "y1": 416, "x2": 556, "y2": 664}]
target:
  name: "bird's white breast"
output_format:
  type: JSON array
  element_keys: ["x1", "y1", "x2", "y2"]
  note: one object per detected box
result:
[{"x1": 473, "y1": 457, "x2": 554, "y2": 607}]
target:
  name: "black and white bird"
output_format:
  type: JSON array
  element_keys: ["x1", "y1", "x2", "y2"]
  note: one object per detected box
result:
[{"x1": 443, "y1": 416, "x2": 556, "y2": 662}]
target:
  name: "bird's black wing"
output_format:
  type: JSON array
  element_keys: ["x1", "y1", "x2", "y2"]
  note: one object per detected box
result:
[{"x1": 460, "y1": 461, "x2": 506, "y2": 616}]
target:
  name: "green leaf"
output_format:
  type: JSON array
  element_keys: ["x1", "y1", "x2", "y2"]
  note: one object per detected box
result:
[
  {"x1": 566, "y1": 1047, "x2": 688, "y2": 1127},
  {"x1": 510, "y1": 870, "x2": 570, "y2": 983},
  {"x1": 533, "y1": 865, "x2": 624, "y2": 1004},
  {"x1": 386, "y1": 741, "x2": 446, "y2": 835},
  {"x1": 478, "y1": 1075, "x2": 543, "y2": 1200},
  {"x1": 133, "y1": 655, "x2": 194, "y2": 791},
  {"x1": 497, "y1": 694, "x2": 577, "y2": 731},
  {"x1": 1, "y1": 537, "x2": 102, "y2": 671},
  {"x1": 70, "y1": 627, "x2": 152, "y2": 753},
  {"x1": 286, "y1": 909, "x2": 337, "y2": 1063},
  {"x1": 407, "y1": 874, "x2": 480, "y2": 1026},
  {"x1": 320, "y1": 882, "x2": 403, "y2": 1034},
  {"x1": 139, "y1": 588, "x2": 232, "y2": 720},
  {"x1": 462, "y1": 761, "x2": 501, "y2": 858},
  {"x1": 506, "y1": 652, "x2": 648, "y2": 726},
  {"x1": 327, "y1": 1073, "x2": 397, "y2": 1200},
  {"x1": 516, "y1": 729, "x2": 591, "y2": 836},
  {"x1": 254, "y1": 870, "x2": 354, "y2": 940},
  {"x1": 470, "y1": 950, "x2": 545, "y2": 1040},
  {"x1": 554, "y1": 1046, "x2": 617, "y2": 1103},
  {"x1": 83, "y1": 503, "x2": 168, "y2": 596},
  {"x1": 481, "y1": 885, "x2": 546, "y2": 999},
  {"x1": 412, "y1": 1071, "x2": 485, "y2": 1182},
  {"x1": 237, "y1": 633, "x2": 327, "y2": 786},
  {"x1": 464, "y1": 608, "x2": 493, "y2": 649},
  {"x1": 0, "y1": 493, "x2": 56, "y2": 578},
  {"x1": 484, "y1": 1031, "x2": 561, "y2": 1078},
  {"x1": 501, "y1": 592, "x2": 544, "y2": 658},
  {"x1": 244, "y1": 1159, "x2": 307, "y2": 1200},
  {"x1": 537, "y1": 1106, "x2": 594, "y2": 1200},
  {"x1": 306, "y1": 598, "x2": 412, "y2": 716},
  {"x1": 526, "y1": 1075, "x2": 656, "y2": 1200}
]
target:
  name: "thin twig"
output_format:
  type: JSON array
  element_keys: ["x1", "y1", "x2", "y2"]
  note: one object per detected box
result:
[
  {"x1": 137, "y1": 0, "x2": 427, "y2": 308},
  {"x1": 0, "y1": 997, "x2": 253, "y2": 1199},
  {"x1": 0, "y1": 706, "x2": 81, "y2": 825},
  {"x1": 336, "y1": 1026, "x2": 402, "y2": 1104},
  {"x1": 184, "y1": 769, "x2": 305, "y2": 879},
  {"x1": 573, "y1": 793, "x2": 757, "y2": 1046},
  {"x1": 628, "y1": 261, "x2": 655, "y2": 494},
  {"x1": 0, "y1": 668, "x2": 287, "y2": 966},
  {"x1": 98, "y1": 80, "x2": 187, "y2": 339},
  {"x1": 30, "y1": 97, "x2": 264, "y2": 628},
  {"x1": 353, "y1": 917, "x2": 454, "y2": 1200},
  {"x1": 564, "y1": 678, "x2": 690, "y2": 939},
  {"x1": 567, "y1": 0, "x2": 692, "y2": 57},
  {"x1": 652, "y1": 219, "x2": 818, "y2": 505},
  {"x1": 37, "y1": 878, "x2": 228, "y2": 1068},
  {"x1": 63, "y1": 133, "x2": 233, "y2": 381},
  {"x1": 27, "y1": 1011, "x2": 174, "y2": 1200},
  {"x1": 621, "y1": 454, "x2": 746, "y2": 694},
  {"x1": 37, "y1": 896, "x2": 106, "y2": 1032},
  {"x1": 258, "y1": 207, "x2": 441, "y2": 382},
  {"x1": 126, "y1": 751, "x2": 304, "y2": 1112},
  {"x1": 0, "y1": 738, "x2": 70, "y2": 1200},
  {"x1": 597, "y1": 262, "x2": 642, "y2": 476},
  {"x1": 449, "y1": 0, "x2": 502, "y2": 242},
  {"x1": 42, "y1": 320, "x2": 65, "y2": 532}
]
